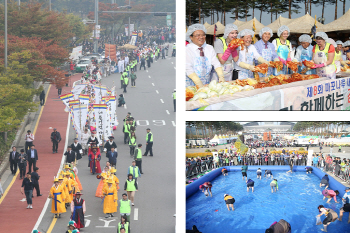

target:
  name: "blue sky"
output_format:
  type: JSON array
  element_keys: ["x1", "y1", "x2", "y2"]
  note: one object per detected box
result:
[{"x1": 204, "y1": 2, "x2": 350, "y2": 25}]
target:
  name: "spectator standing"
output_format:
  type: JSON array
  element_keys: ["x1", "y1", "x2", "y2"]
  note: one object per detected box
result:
[
  {"x1": 51, "y1": 128, "x2": 62, "y2": 154},
  {"x1": 64, "y1": 146, "x2": 76, "y2": 164},
  {"x1": 31, "y1": 167, "x2": 42, "y2": 197},
  {"x1": 24, "y1": 130, "x2": 34, "y2": 151},
  {"x1": 134, "y1": 144, "x2": 143, "y2": 174},
  {"x1": 9, "y1": 146, "x2": 20, "y2": 175},
  {"x1": 27, "y1": 145, "x2": 38, "y2": 173},
  {"x1": 71, "y1": 138, "x2": 83, "y2": 161},
  {"x1": 39, "y1": 90, "x2": 45, "y2": 106},
  {"x1": 18, "y1": 149, "x2": 28, "y2": 179},
  {"x1": 21, "y1": 172, "x2": 34, "y2": 209},
  {"x1": 143, "y1": 128, "x2": 153, "y2": 157},
  {"x1": 107, "y1": 147, "x2": 118, "y2": 167}
]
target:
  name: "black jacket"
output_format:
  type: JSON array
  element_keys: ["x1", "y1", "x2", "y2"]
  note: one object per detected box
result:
[
  {"x1": 30, "y1": 171, "x2": 40, "y2": 185},
  {"x1": 9, "y1": 151, "x2": 20, "y2": 162},
  {"x1": 104, "y1": 141, "x2": 117, "y2": 152},
  {"x1": 26, "y1": 149, "x2": 38, "y2": 161},
  {"x1": 51, "y1": 131, "x2": 62, "y2": 142},
  {"x1": 107, "y1": 151, "x2": 118, "y2": 164},
  {"x1": 64, "y1": 150, "x2": 76, "y2": 163}
]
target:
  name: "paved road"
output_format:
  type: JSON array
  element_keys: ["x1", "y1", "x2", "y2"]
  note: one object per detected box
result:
[{"x1": 38, "y1": 50, "x2": 176, "y2": 232}]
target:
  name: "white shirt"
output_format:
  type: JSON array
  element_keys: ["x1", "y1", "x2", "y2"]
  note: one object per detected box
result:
[
  {"x1": 25, "y1": 134, "x2": 34, "y2": 142},
  {"x1": 236, "y1": 45, "x2": 261, "y2": 73},
  {"x1": 186, "y1": 43, "x2": 221, "y2": 77}
]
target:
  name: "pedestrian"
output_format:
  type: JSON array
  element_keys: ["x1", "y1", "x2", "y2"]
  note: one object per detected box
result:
[
  {"x1": 88, "y1": 147, "x2": 102, "y2": 174},
  {"x1": 51, "y1": 128, "x2": 62, "y2": 154},
  {"x1": 104, "y1": 136, "x2": 117, "y2": 157},
  {"x1": 129, "y1": 132, "x2": 137, "y2": 156},
  {"x1": 162, "y1": 47, "x2": 165, "y2": 59},
  {"x1": 71, "y1": 191, "x2": 86, "y2": 230},
  {"x1": 57, "y1": 85, "x2": 62, "y2": 96},
  {"x1": 39, "y1": 90, "x2": 45, "y2": 106},
  {"x1": 21, "y1": 172, "x2": 34, "y2": 209},
  {"x1": 49, "y1": 177, "x2": 66, "y2": 218},
  {"x1": 147, "y1": 54, "x2": 151, "y2": 68},
  {"x1": 117, "y1": 215, "x2": 130, "y2": 233},
  {"x1": 81, "y1": 129, "x2": 90, "y2": 156},
  {"x1": 118, "y1": 94, "x2": 125, "y2": 107},
  {"x1": 124, "y1": 174, "x2": 138, "y2": 206},
  {"x1": 128, "y1": 160, "x2": 141, "y2": 180},
  {"x1": 172, "y1": 89, "x2": 176, "y2": 112},
  {"x1": 64, "y1": 146, "x2": 76, "y2": 164},
  {"x1": 140, "y1": 56, "x2": 146, "y2": 70},
  {"x1": 0, "y1": 176, "x2": 3, "y2": 199},
  {"x1": 143, "y1": 128, "x2": 153, "y2": 156},
  {"x1": 123, "y1": 74, "x2": 129, "y2": 93},
  {"x1": 119, "y1": 193, "x2": 131, "y2": 222},
  {"x1": 71, "y1": 138, "x2": 83, "y2": 161},
  {"x1": 87, "y1": 131, "x2": 99, "y2": 147},
  {"x1": 123, "y1": 119, "x2": 131, "y2": 144},
  {"x1": 134, "y1": 144, "x2": 143, "y2": 174},
  {"x1": 9, "y1": 146, "x2": 19, "y2": 175},
  {"x1": 106, "y1": 147, "x2": 118, "y2": 167},
  {"x1": 18, "y1": 149, "x2": 27, "y2": 179},
  {"x1": 31, "y1": 167, "x2": 42, "y2": 197},
  {"x1": 103, "y1": 179, "x2": 118, "y2": 218},
  {"x1": 27, "y1": 145, "x2": 38, "y2": 173},
  {"x1": 66, "y1": 221, "x2": 77, "y2": 233},
  {"x1": 24, "y1": 130, "x2": 34, "y2": 151},
  {"x1": 130, "y1": 70, "x2": 137, "y2": 87},
  {"x1": 172, "y1": 43, "x2": 176, "y2": 57}
]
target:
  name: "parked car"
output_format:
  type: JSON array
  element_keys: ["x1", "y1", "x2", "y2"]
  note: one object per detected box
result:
[{"x1": 75, "y1": 59, "x2": 91, "y2": 73}]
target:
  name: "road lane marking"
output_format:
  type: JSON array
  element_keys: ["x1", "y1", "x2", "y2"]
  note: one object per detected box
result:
[
  {"x1": 171, "y1": 62, "x2": 173, "y2": 64},
  {"x1": 148, "y1": 75, "x2": 151, "y2": 79},
  {"x1": 33, "y1": 111, "x2": 71, "y2": 232},
  {"x1": 166, "y1": 110, "x2": 170, "y2": 114},
  {"x1": 172, "y1": 121, "x2": 176, "y2": 127},
  {"x1": 96, "y1": 218, "x2": 116, "y2": 228},
  {"x1": 160, "y1": 99, "x2": 164, "y2": 103},
  {"x1": 146, "y1": 70, "x2": 148, "y2": 72},
  {"x1": 1, "y1": 85, "x2": 52, "y2": 206},
  {"x1": 152, "y1": 83, "x2": 155, "y2": 86},
  {"x1": 156, "y1": 90, "x2": 159, "y2": 94},
  {"x1": 174, "y1": 67, "x2": 176, "y2": 69},
  {"x1": 124, "y1": 104, "x2": 127, "y2": 109},
  {"x1": 134, "y1": 208, "x2": 139, "y2": 220}
]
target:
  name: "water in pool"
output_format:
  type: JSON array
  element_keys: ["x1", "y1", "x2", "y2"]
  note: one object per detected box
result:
[{"x1": 186, "y1": 170, "x2": 349, "y2": 233}]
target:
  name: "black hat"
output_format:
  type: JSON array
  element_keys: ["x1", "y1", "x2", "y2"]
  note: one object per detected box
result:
[
  {"x1": 119, "y1": 94, "x2": 123, "y2": 97},
  {"x1": 20, "y1": 149, "x2": 25, "y2": 152},
  {"x1": 27, "y1": 130, "x2": 31, "y2": 132},
  {"x1": 146, "y1": 128, "x2": 150, "y2": 130},
  {"x1": 74, "y1": 138, "x2": 78, "y2": 140},
  {"x1": 108, "y1": 136, "x2": 114, "y2": 139}
]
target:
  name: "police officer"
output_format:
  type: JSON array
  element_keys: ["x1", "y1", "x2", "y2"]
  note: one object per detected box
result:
[
  {"x1": 172, "y1": 89, "x2": 176, "y2": 112},
  {"x1": 143, "y1": 128, "x2": 153, "y2": 157}
]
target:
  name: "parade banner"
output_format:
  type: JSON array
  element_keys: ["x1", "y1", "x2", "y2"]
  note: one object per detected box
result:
[
  {"x1": 111, "y1": 86, "x2": 116, "y2": 96},
  {"x1": 93, "y1": 104, "x2": 111, "y2": 146},
  {"x1": 68, "y1": 99, "x2": 79, "y2": 111},
  {"x1": 188, "y1": 77, "x2": 350, "y2": 111},
  {"x1": 72, "y1": 84, "x2": 87, "y2": 100},
  {"x1": 71, "y1": 105, "x2": 88, "y2": 143},
  {"x1": 130, "y1": 32, "x2": 138, "y2": 46},
  {"x1": 109, "y1": 96, "x2": 118, "y2": 127},
  {"x1": 69, "y1": 46, "x2": 82, "y2": 61},
  {"x1": 59, "y1": 92, "x2": 74, "y2": 112},
  {"x1": 94, "y1": 85, "x2": 108, "y2": 104},
  {"x1": 79, "y1": 94, "x2": 90, "y2": 106}
]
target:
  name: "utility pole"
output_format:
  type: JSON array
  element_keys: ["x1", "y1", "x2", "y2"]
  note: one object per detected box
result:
[
  {"x1": 49, "y1": 0, "x2": 51, "y2": 11},
  {"x1": 128, "y1": 0, "x2": 130, "y2": 38},
  {"x1": 94, "y1": 0, "x2": 99, "y2": 53}
]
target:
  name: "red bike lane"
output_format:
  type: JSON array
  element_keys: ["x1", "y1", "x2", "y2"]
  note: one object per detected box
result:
[{"x1": 0, "y1": 74, "x2": 81, "y2": 232}]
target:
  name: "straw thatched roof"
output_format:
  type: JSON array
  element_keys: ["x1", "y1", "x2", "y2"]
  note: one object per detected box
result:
[
  {"x1": 233, "y1": 19, "x2": 246, "y2": 27},
  {"x1": 203, "y1": 22, "x2": 211, "y2": 29},
  {"x1": 266, "y1": 15, "x2": 294, "y2": 33},
  {"x1": 237, "y1": 17, "x2": 265, "y2": 34},
  {"x1": 324, "y1": 9, "x2": 350, "y2": 32},
  {"x1": 206, "y1": 21, "x2": 225, "y2": 35}
]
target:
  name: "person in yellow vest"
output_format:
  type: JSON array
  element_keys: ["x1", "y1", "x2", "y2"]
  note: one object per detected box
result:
[
  {"x1": 134, "y1": 144, "x2": 143, "y2": 174},
  {"x1": 49, "y1": 177, "x2": 66, "y2": 218},
  {"x1": 128, "y1": 160, "x2": 141, "y2": 180},
  {"x1": 122, "y1": 74, "x2": 129, "y2": 93},
  {"x1": 310, "y1": 32, "x2": 336, "y2": 79},
  {"x1": 143, "y1": 128, "x2": 153, "y2": 156},
  {"x1": 129, "y1": 132, "x2": 137, "y2": 156},
  {"x1": 224, "y1": 194, "x2": 235, "y2": 211},
  {"x1": 271, "y1": 25, "x2": 292, "y2": 75},
  {"x1": 124, "y1": 174, "x2": 138, "y2": 206},
  {"x1": 334, "y1": 40, "x2": 348, "y2": 73},
  {"x1": 102, "y1": 179, "x2": 118, "y2": 218},
  {"x1": 117, "y1": 215, "x2": 130, "y2": 233},
  {"x1": 119, "y1": 193, "x2": 131, "y2": 223},
  {"x1": 214, "y1": 23, "x2": 240, "y2": 81},
  {"x1": 123, "y1": 119, "x2": 131, "y2": 144},
  {"x1": 172, "y1": 89, "x2": 176, "y2": 112}
]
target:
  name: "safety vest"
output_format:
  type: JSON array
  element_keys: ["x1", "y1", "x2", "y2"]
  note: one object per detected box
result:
[
  {"x1": 128, "y1": 166, "x2": 139, "y2": 178},
  {"x1": 218, "y1": 37, "x2": 228, "y2": 53},
  {"x1": 126, "y1": 179, "x2": 136, "y2": 191},
  {"x1": 276, "y1": 38, "x2": 290, "y2": 48},
  {"x1": 126, "y1": 66, "x2": 130, "y2": 71},
  {"x1": 118, "y1": 222, "x2": 129, "y2": 233},
  {"x1": 314, "y1": 43, "x2": 336, "y2": 69},
  {"x1": 173, "y1": 92, "x2": 176, "y2": 99},
  {"x1": 119, "y1": 199, "x2": 131, "y2": 214},
  {"x1": 124, "y1": 77, "x2": 129, "y2": 85},
  {"x1": 129, "y1": 137, "x2": 136, "y2": 146},
  {"x1": 136, "y1": 148, "x2": 142, "y2": 159},
  {"x1": 173, "y1": 45, "x2": 176, "y2": 49},
  {"x1": 146, "y1": 132, "x2": 153, "y2": 142},
  {"x1": 124, "y1": 123, "x2": 131, "y2": 133}
]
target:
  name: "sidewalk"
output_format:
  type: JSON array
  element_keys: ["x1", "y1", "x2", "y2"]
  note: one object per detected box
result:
[{"x1": 0, "y1": 74, "x2": 80, "y2": 233}]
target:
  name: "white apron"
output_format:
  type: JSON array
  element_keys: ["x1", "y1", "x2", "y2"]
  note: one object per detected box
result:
[
  {"x1": 239, "y1": 50, "x2": 255, "y2": 80},
  {"x1": 314, "y1": 50, "x2": 336, "y2": 79}
]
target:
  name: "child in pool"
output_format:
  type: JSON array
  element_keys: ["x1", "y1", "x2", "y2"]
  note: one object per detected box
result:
[
  {"x1": 222, "y1": 168, "x2": 228, "y2": 176},
  {"x1": 224, "y1": 194, "x2": 235, "y2": 211},
  {"x1": 264, "y1": 170, "x2": 273, "y2": 178},
  {"x1": 305, "y1": 166, "x2": 313, "y2": 174},
  {"x1": 257, "y1": 168, "x2": 262, "y2": 180},
  {"x1": 270, "y1": 179, "x2": 279, "y2": 193},
  {"x1": 247, "y1": 178, "x2": 254, "y2": 192},
  {"x1": 241, "y1": 164, "x2": 248, "y2": 181},
  {"x1": 322, "y1": 189, "x2": 339, "y2": 203}
]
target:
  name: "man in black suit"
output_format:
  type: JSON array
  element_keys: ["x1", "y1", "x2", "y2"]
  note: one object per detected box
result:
[
  {"x1": 50, "y1": 128, "x2": 61, "y2": 154},
  {"x1": 18, "y1": 149, "x2": 27, "y2": 179},
  {"x1": 104, "y1": 136, "x2": 117, "y2": 157},
  {"x1": 27, "y1": 145, "x2": 38, "y2": 173},
  {"x1": 106, "y1": 147, "x2": 118, "y2": 167},
  {"x1": 9, "y1": 146, "x2": 20, "y2": 175},
  {"x1": 31, "y1": 167, "x2": 42, "y2": 196},
  {"x1": 71, "y1": 138, "x2": 82, "y2": 161},
  {"x1": 64, "y1": 146, "x2": 76, "y2": 164}
]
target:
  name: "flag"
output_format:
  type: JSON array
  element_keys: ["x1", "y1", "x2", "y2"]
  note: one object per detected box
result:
[{"x1": 213, "y1": 24, "x2": 217, "y2": 42}]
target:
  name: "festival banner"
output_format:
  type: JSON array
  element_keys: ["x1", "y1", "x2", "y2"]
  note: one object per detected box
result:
[
  {"x1": 79, "y1": 94, "x2": 90, "y2": 106},
  {"x1": 59, "y1": 92, "x2": 74, "y2": 112},
  {"x1": 94, "y1": 85, "x2": 108, "y2": 104},
  {"x1": 71, "y1": 83, "x2": 87, "y2": 100},
  {"x1": 130, "y1": 32, "x2": 138, "y2": 45},
  {"x1": 92, "y1": 104, "x2": 111, "y2": 146},
  {"x1": 71, "y1": 105, "x2": 88, "y2": 143},
  {"x1": 68, "y1": 99, "x2": 80, "y2": 111},
  {"x1": 69, "y1": 46, "x2": 83, "y2": 61},
  {"x1": 109, "y1": 96, "x2": 118, "y2": 128}
]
